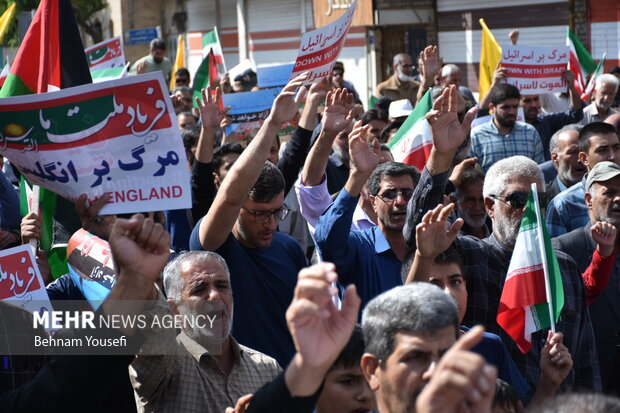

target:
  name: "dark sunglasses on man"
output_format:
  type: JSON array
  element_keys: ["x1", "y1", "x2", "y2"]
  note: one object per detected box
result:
[{"x1": 489, "y1": 191, "x2": 549, "y2": 209}]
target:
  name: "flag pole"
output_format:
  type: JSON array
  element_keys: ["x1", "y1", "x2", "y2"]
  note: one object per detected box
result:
[{"x1": 531, "y1": 182, "x2": 556, "y2": 333}]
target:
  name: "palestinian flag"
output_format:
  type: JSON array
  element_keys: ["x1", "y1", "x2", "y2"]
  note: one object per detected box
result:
[
  {"x1": 567, "y1": 28, "x2": 597, "y2": 100},
  {"x1": 0, "y1": 0, "x2": 91, "y2": 279},
  {"x1": 387, "y1": 90, "x2": 432, "y2": 171},
  {"x1": 90, "y1": 63, "x2": 128, "y2": 83},
  {"x1": 203, "y1": 28, "x2": 226, "y2": 70},
  {"x1": 192, "y1": 48, "x2": 219, "y2": 109},
  {"x1": 497, "y1": 185, "x2": 565, "y2": 353}
]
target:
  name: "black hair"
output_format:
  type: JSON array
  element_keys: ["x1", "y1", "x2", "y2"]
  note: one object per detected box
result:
[
  {"x1": 380, "y1": 119, "x2": 404, "y2": 143},
  {"x1": 433, "y1": 247, "x2": 464, "y2": 273},
  {"x1": 362, "y1": 108, "x2": 389, "y2": 126},
  {"x1": 330, "y1": 325, "x2": 365, "y2": 371},
  {"x1": 150, "y1": 38, "x2": 166, "y2": 51},
  {"x1": 175, "y1": 67, "x2": 190, "y2": 78},
  {"x1": 181, "y1": 124, "x2": 200, "y2": 151},
  {"x1": 213, "y1": 143, "x2": 244, "y2": 172},
  {"x1": 578, "y1": 121, "x2": 617, "y2": 153},
  {"x1": 493, "y1": 379, "x2": 520, "y2": 413},
  {"x1": 374, "y1": 96, "x2": 394, "y2": 112},
  {"x1": 249, "y1": 161, "x2": 285, "y2": 202},
  {"x1": 490, "y1": 83, "x2": 520, "y2": 106},
  {"x1": 367, "y1": 162, "x2": 421, "y2": 196}
]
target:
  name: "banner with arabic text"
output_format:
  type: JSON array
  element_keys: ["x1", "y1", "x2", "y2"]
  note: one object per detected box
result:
[
  {"x1": 0, "y1": 72, "x2": 191, "y2": 215},
  {"x1": 289, "y1": 0, "x2": 357, "y2": 85},
  {"x1": 0, "y1": 244, "x2": 52, "y2": 315},
  {"x1": 501, "y1": 45, "x2": 569, "y2": 94},
  {"x1": 85, "y1": 36, "x2": 126, "y2": 71}
]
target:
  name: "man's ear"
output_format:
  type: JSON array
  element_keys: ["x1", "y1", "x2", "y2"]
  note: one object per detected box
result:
[
  {"x1": 489, "y1": 102, "x2": 496, "y2": 114},
  {"x1": 361, "y1": 353, "x2": 381, "y2": 391},
  {"x1": 369, "y1": 195, "x2": 379, "y2": 212},
  {"x1": 551, "y1": 151, "x2": 559, "y2": 168},
  {"x1": 167, "y1": 298, "x2": 179, "y2": 316},
  {"x1": 484, "y1": 196, "x2": 496, "y2": 220},
  {"x1": 213, "y1": 172, "x2": 221, "y2": 190},
  {"x1": 579, "y1": 152, "x2": 589, "y2": 169},
  {"x1": 585, "y1": 192, "x2": 593, "y2": 210}
]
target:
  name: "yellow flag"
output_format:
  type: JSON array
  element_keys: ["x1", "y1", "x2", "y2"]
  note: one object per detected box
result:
[
  {"x1": 479, "y1": 18, "x2": 502, "y2": 100},
  {"x1": 170, "y1": 34, "x2": 185, "y2": 90},
  {"x1": 0, "y1": 3, "x2": 16, "y2": 44}
]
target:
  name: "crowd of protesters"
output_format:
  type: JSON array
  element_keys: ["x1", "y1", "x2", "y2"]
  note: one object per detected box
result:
[{"x1": 1, "y1": 30, "x2": 620, "y2": 413}]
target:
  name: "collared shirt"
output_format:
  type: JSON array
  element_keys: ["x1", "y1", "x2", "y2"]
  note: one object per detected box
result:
[
  {"x1": 314, "y1": 189, "x2": 402, "y2": 310},
  {"x1": 470, "y1": 120, "x2": 544, "y2": 173},
  {"x1": 405, "y1": 167, "x2": 601, "y2": 397},
  {"x1": 580, "y1": 103, "x2": 620, "y2": 125},
  {"x1": 376, "y1": 73, "x2": 421, "y2": 106},
  {"x1": 130, "y1": 296, "x2": 281, "y2": 413},
  {"x1": 295, "y1": 175, "x2": 375, "y2": 236},
  {"x1": 556, "y1": 176, "x2": 568, "y2": 192},
  {"x1": 545, "y1": 179, "x2": 589, "y2": 237},
  {"x1": 531, "y1": 106, "x2": 583, "y2": 160}
]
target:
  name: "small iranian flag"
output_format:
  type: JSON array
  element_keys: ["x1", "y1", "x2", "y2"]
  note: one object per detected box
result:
[
  {"x1": 0, "y1": 60, "x2": 9, "y2": 87},
  {"x1": 387, "y1": 90, "x2": 432, "y2": 171},
  {"x1": 203, "y1": 28, "x2": 226, "y2": 72},
  {"x1": 497, "y1": 184, "x2": 565, "y2": 353},
  {"x1": 567, "y1": 28, "x2": 597, "y2": 100}
]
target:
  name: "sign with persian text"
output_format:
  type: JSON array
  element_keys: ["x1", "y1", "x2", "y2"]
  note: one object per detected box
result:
[{"x1": 501, "y1": 45, "x2": 570, "y2": 94}]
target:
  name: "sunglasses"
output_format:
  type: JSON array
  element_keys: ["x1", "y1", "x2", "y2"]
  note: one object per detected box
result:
[
  {"x1": 490, "y1": 191, "x2": 549, "y2": 209},
  {"x1": 377, "y1": 188, "x2": 414, "y2": 204}
]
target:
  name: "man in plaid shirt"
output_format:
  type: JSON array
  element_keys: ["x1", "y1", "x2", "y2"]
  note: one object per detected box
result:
[
  {"x1": 470, "y1": 84, "x2": 545, "y2": 173},
  {"x1": 405, "y1": 86, "x2": 601, "y2": 400}
]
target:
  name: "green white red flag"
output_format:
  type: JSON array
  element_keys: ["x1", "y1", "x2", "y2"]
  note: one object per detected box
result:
[
  {"x1": 387, "y1": 90, "x2": 432, "y2": 171},
  {"x1": 566, "y1": 28, "x2": 597, "y2": 100},
  {"x1": 497, "y1": 184, "x2": 565, "y2": 353},
  {"x1": 203, "y1": 28, "x2": 226, "y2": 71},
  {"x1": 192, "y1": 49, "x2": 219, "y2": 109}
]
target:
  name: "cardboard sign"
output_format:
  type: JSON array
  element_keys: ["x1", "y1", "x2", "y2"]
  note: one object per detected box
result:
[
  {"x1": 289, "y1": 0, "x2": 357, "y2": 84},
  {"x1": 0, "y1": 72, "x2": 191, "y2": 215},
  {"x1": 0, "y1": 244, "x2": 52, "y2": 315},
  {"x1": 222, "y1": 88, "x2": 282, "y2": 124},
  {"x1": 85, "y1": 36, "x2": 126, "y2": 71},
  {"x1": 257, "y1": 64, "x2": 294, "y2": 89},
  {"x1": 501, "y1": 45, "x2": 570, "y2": 94}
]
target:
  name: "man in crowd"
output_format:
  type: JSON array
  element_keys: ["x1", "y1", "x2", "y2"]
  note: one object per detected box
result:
[
  {"x1": 546, "y1": 122, "x2": 620, "y2": 237},
  {"x1": 130, "y1": 38, "x2": 172, "y2": 83},
  {"x1": 450, "y1": 164, "x2": 490, "y2": 238},
  {"x1": 433, "y1": 63, "x2": 476, "y2": 106},
  {"x1": 189, "y1": 75, "x2": 309, "y2": 366},
  {"x1": 582, "y1": 74, "x2": 620, "y2": 124},
  {"x1": 546, "y1": 125, "x2": 586, "y2": 200},
  {"x1": 376, "y1": 53, "x2": 421, "y2": 105},
  {"x1": 130, "y1": 251, "x2": 281, "y2": 412},
  {"x1": 470, "y1": 83, "x2": 544, "y2": 173},
  {"x1": 173, "y1": 67, "x2": 191, "y2": 88},
  {"x1": 406, "y1": 85, "x2": 601, "y2": 393},
  {"x1": 553, "y1": 161, "x2": 620, "y2": 393},
  {"x1": 331, "y1": 61, "x2": 360, "y2": 103},
  {"x1": 361, "y1": 108, "x2": 389, "y2": 142}
]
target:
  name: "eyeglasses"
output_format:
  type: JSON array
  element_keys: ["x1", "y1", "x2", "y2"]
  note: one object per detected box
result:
[
  {"x1": 400, "y1": 64, "x2": 414, "y2": 69},
  {"x1": 490, "y1": 192, "x2": 549, "y2": 209},
  {"x1": 242, "y1": 204, "x2": 290, "y2": 224},
  {"x1": 377, "y1": 189, "x2": 414, "y2": 204}
]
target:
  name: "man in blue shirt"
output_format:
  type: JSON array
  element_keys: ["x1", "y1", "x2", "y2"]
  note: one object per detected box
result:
[
  {"x1": 189, "y1": 75, "x2": 308, "y2": 367},
  {"x1": 470, "y1": 84, "x2": 545, "y2": 173},
  {"x1": 546, "y1": 122, "x2": 620, "y2": 237},
  {"x1": 314, "y1": 121, "x2": 420, "y2": 309}
]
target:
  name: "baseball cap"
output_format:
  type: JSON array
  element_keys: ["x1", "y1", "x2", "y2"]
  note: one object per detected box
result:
[
  {"x1": 389, "y1": 99, "x2": 413, "y2": 119},
  {"x1": 586, "y1": 161, "x2": 620, "y2": 191}
]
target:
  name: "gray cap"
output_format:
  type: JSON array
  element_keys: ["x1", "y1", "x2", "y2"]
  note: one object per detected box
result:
[{"x1": 586, "y1": 161, "x2": 620, "y2": 191}]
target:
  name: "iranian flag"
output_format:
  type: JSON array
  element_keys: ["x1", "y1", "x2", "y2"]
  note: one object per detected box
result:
[
  {"x1": 203, "y1": 28, "x2": 226, "y2": 72},
  {"x1": 387, "y1": 90, "x2": 432, "y2": 171},
  {"x1": 192, "y1": 49, "x2": 219, "y2": 109},
  {"x1": 567, "y1": 28, "x2": 597, "y2": 100},
  {"x1": 0, "y1": 0, "x2": 92, "y2": 279},
  {"x1": 0, "y1": 60, "x2": 9, "y2": 87},
  {"x1": 497, "y1": 184, "x2": 565, "y2": 353}
]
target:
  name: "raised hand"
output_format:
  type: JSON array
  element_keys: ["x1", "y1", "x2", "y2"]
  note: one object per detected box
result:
[
  {"x1": 268, "y1": 73, "x2": 309, "y2": 125},
  {"x1": 322, "y1": 88, "x2": 354, "y2": 136},
  {"x1": 448, "y1": 157, "x2": 478, "y2": 188},
  {"x1": 196, "y1": 86, "x2": 231, "y2": 129},
  {"x1": 416, "y1": 326, "x2": 497, "y2": 413},
  {"x1": 539, "y1": 331, "x2": 573, "y2": 389},
  {"x1": 426, "y1": 85, "x2": 478, "y2": 154},
  {"x1": 419, "y1": 45, "x2": 441, "y2": 84},
  {"x1": 108, "y1": 214, "x2": 170, "y2": 284},
  {"x1": 509, "y1": 29, "x2": 520, "y2": 45},
  {"x1": 416, "y1": 203, "x2": 463, "y2": 259},
  {"x1": 308, "y1": 77, "x2": 332, "y2": 102},
  {"x1": 75, "y1": 193, "x2": 116, "y2": 240},
  {"x1": 591, "y1": 221, "x2": 616, "y2": 257},
  {"x1": 349, "y1": 121, "x2": 381, "y2": 175}
]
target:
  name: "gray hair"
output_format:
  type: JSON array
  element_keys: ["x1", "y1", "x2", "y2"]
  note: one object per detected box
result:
[
  {"x1": 549, "y1": 124, "x2": 583, "y2": 155},
  {"x1": 454, "y1": 165, "x2": 485, "y2": 199},
  {"x1": 528, "y1": 392, "x2": 620, "y2": 413},
  {"x1": 393, "y1": 53, "x2": 412, "y2": 66},
  {"x1": 163, "y1": 251, "x2": 230, "y2": 300},
  {"x1": 596, "y1": 73, "x2": 620, "y2": 91},
  {"x1": 483, "y1": 156, "x2": 545, "y2": 199},
  {"x1": 441, "y1": 64, "x2": 461, "y2": 77},
  {"x1": 362, "y1": 283, "x2": 459, "y2": 365}
]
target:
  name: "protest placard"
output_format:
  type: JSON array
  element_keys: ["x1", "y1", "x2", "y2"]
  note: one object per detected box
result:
[
  {"x1": 289, "y1": 0, "x2": 357, "y2": 84},
  {"x1": 257, "y1": 63, "x2": 294, "y2": 89},
  {"x1": 222, "y1": 87, "x2": 281, "y2": 124},
  {"x1": 85, "y1": 36, "x2": 126, "y2": 70},
  {"x1": 67, "y1": 228, "x2": 116, "y2": 309},
  {"x1": 0, "y1": 244, "x2": 52, "y2": 315},
  {"x1": 0, "y1": 72, "x2": 191, "y2": 215},
  {"x1": 501, "y1": 45, "x2": 570, "y2": 94}
]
